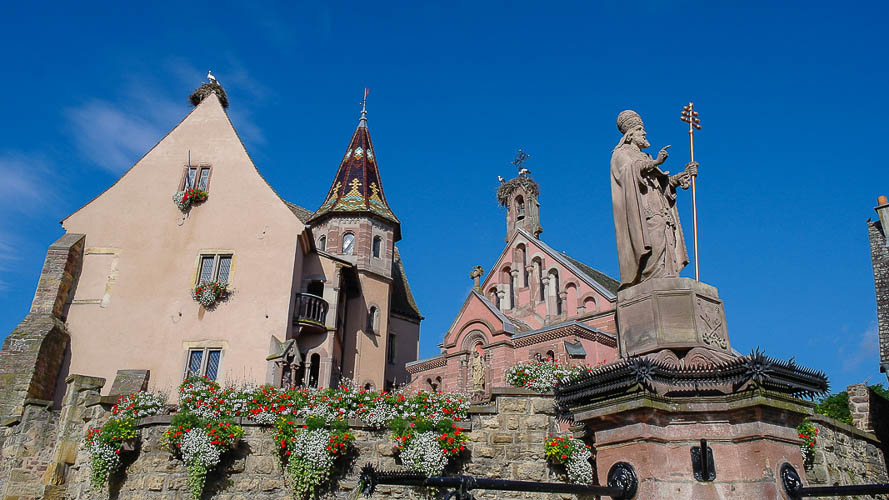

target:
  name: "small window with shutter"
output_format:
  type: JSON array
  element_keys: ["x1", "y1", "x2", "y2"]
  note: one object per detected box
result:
[{"x1": 195, "y1": 253, "x2": 234, "y2": 286}]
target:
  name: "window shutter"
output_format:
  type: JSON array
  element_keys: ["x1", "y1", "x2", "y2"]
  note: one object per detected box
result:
[
  {"x1": 199, "y1": 256, "x2": 215, "y2": 284},
  {"x1": 198, "y1": 168, "x2": 210, "y2": 190},
  {"x1": 217, "y1": 256, "x2": 232, "y2": 284},
  {"x1": 205, "y1": 350, "x2": 221, "y2": 380}
]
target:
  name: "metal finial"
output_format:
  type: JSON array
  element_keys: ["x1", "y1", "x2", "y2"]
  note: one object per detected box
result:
[
  {"x1": 511, "y1": 149, "x2": 531, "y2": 175},
  {"x1": 359, "y1": 88, "x2": 369, "y2": 127}
]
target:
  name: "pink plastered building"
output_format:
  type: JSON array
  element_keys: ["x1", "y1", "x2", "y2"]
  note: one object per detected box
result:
[
  {"x1": 407, "y1": 171, "x2": 619, "y2": 394},
  {"x1": 0, "y1": 81, "x2": 422, "y2": 404}
]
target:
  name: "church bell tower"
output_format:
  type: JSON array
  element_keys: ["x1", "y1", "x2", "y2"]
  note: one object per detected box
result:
[{"x1": 497, "y1": 149, "x2": 542, "y2": 242}]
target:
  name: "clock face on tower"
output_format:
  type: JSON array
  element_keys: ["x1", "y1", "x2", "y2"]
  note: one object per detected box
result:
[{"x1": 343, "y1": 233, "x2": 355, "y2": 255}]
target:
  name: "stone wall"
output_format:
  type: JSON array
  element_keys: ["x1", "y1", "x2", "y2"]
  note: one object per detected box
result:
[
  {"x1": 869, "y1": 218, "x2": 889, "y2": 376},
  {"x1": 805, "y1": 415, "x2": 888, "y2": 495},
  {"x1": 2, "y1": 385, "x2": 569, "y2": 500},
  {"x1": 0, "y1": 233, "x2": 85, "y2": 419}
]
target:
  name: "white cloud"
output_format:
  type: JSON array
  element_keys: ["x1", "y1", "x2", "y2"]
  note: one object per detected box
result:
[
  {"x1": 66, "y1": 100, "x2": 171, "y2": 174},
  {"x1": 0, "y1": 152, "x2": 57, "y2": 210},
  {"x1": 65, "y1": 60, "x2": 270, "y2": 172},
  {"x1": 842, "y1": 322, "x2": 879, "y2": 372}
]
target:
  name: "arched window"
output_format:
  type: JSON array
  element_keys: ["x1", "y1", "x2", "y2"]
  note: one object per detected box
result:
[
  {"x1": 367, "y1": 306, "x2": 378, "y2": 333},
  {"x1": 342, "y1": 233, "x2": 355, "y2": 255},
  {"x1": 488, "y1": 287, "x2": 501, "y2": 309},
  {"x1": 516, "y1": 196, "x2": 525, "y2": 220},
  {"x1": 546, "y1": 350, "x2": 555, "y2": 362},
  {"x1": 318, "y1": 235, "x2": 326, "y2": 252},
  {"x1": 518, "y1": 245, "x2": 529, "y2": 287},
  {"x1": 535, "y1": 258, "x2": 545, "y2": 301},
  {"x1": 309, "y1": 353, "x2": 320, "y2": 388},
  {"x1": 584, "y1": 296, "x2": 598, "y2": 313},
  {"x1": 549, "y1": 269, "x2": 562, "y2": 315},
  {"x1": 502, "y1": 267, "x2": 514, "y2": 310},
  {"x1": 372, "y1": 236, "x2": 382, "y2": 258}
]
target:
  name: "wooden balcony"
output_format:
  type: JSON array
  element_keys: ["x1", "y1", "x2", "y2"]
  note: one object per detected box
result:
[{"x1": 293, "y1": 293, "x2": 329, "y2": 332}]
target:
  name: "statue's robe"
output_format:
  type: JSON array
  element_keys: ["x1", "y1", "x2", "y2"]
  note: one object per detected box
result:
[{"x1": 610, "y1": 144, "x2": 689, "y2": 289}]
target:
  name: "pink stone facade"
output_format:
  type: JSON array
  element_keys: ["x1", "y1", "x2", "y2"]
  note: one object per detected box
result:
[{"x1": 408, "y1": 176, "x2": 620, "y2": 394}]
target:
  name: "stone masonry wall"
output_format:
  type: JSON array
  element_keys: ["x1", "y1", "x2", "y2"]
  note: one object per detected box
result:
[
  {"x1": 869, "y1": 219, "x2": 889, "y2": 374},
  {"x1": 0, "y1": 233, "x2": 85, "y2": 419},
  {"x1": 3, "y1": 385, "x2": 569, "y2": 500},
  {"x1": 805, "y1": 414, "x2": 888, "y2": 495}
]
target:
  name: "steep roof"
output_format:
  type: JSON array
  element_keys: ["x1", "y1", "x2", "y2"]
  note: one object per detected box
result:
[
  {"x1": 390, "y1": 246, "x2": 423, "y2": 321},
  {"x1": 308, "y1": 108, "x2": 400, "y2": 234},
  {"x1": 284, "y1": 201, "x2": 313, "y2": 223},
  {"x1": 515, "y1": 228, "x2": 618, "y2": 299},
  {"x1": 560, "y1": 254, "x2": 620, "y2": 295}
]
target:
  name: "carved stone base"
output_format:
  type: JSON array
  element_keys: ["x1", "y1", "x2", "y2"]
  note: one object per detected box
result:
[{"x1": 617, "y1": 278, "x2": 730, "y2": 358}]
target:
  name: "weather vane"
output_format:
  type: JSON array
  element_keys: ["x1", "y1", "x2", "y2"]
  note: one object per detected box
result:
[
  {"x1": 680, "y1": 102, "x2": 702, "y2": 280},
  {"x1": 511, "y1": 149, "x2": 531, "y2": 176}
]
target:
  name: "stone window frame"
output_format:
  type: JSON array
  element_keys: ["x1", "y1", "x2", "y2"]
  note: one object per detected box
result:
[
  {"x1": 367, "y1": 304, "x2": 380, "y2": 334},
  {"x1": 180, "y1": 164, "x2": 213, "y2": 191},
  {"x1": 342, "y1": 232, "x2": 356, "y2": 255},
  {"x1": 182, "y1": 342, "x2": 226, "y2": 381},
  {"x1": 194, "y1": 251, "x2": 235, "y2": 287},
  {"x1": 372, "y1": 235, "x2": 382, "y2": 259},
  {"x1": 318, "y1": 235, "x2": 327, "y2": 252}
]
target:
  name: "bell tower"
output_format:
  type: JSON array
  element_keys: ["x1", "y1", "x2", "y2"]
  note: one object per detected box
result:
[{"x1": 497, "y1": 149, "x2": 542, "y2": 241}]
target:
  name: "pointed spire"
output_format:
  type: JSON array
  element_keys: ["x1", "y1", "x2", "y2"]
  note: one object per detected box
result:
[{"x1": 308, "y1": 96, "x2": 401, "y2": 238}]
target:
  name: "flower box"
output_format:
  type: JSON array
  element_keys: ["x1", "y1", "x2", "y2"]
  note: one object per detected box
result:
[
  {"x1": 192, "y1": 282, "x2": 228, "y2": 307},
  {"x1": 173, "y1": 188, "x2": 209, "y2": 211}
]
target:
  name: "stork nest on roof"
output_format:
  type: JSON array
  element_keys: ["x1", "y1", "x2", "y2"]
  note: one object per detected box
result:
[
  {"x1": 496, "y1": 176, "x2": 539, "y2": 207},
  {"x1": 190, "y1": 81, "x2": 229, "y2": 109}
]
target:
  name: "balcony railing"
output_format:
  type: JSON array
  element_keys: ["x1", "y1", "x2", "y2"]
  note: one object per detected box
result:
[{"x1": 293, "y1": 293, "x2": 329, "y2": 331}]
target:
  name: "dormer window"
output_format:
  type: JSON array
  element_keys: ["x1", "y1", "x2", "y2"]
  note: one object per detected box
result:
[
  {"x1": 182, "y1": 165, "x2": 212, "y2": 191},
  {"x1": 342, "y1": 233, "x2": 355, "y2": 255}
]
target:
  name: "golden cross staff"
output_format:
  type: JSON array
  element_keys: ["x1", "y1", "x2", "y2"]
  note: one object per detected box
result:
[{"x1": 680, "y1": 102, "x2": 702, "y2": 280}]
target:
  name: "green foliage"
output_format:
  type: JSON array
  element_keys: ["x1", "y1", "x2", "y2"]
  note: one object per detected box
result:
[
  {"x1": 870, "y1": 383, "x2": 889, "y2": 400},
  {"x1": 814, "y1": 391, "x2": 852, "y2": 424}
]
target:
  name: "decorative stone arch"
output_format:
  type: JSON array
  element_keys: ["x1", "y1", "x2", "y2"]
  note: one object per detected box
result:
[
  {"x1": 461, "y1": 329, "x2": 490, "y2": 352},
  {"x1": 547, "y1": 267, "x2": 563, "y2": 315},
  {"x1": 366, "y1": 303, "x2": 381, "y2": 333},
  {"x1": 444, "y1": 318, "x2": 497, "y2": 349},
  {"x1": 580, "y1": 292, "x2": 599, "y2": 313},
  {"x1": 531, "y1": 255, "x2": 546, "y2": 301},
  {"x1": 514, "y1": 243, "x2": 529, "y2": 288},
  {"x1": 564, "y1": 281, "x2": 579, "y2": 315}
]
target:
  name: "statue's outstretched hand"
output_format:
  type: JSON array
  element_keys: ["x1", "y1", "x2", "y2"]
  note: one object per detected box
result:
[
  {"x1": 686, "y1": 161, "x2": 699, "y2": 177},
  {"x1": 656, "y1": 145, "x2": 671, "y2": 164}
]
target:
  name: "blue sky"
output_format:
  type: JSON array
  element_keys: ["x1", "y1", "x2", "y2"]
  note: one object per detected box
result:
[{"x1": 2, "y1": 2, "x2": 887, "y2": 393}]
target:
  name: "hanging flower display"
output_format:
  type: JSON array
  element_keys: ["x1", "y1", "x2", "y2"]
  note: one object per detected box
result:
[
  {"x1": 162, "y1": 416, "x2": 244, "y2": 500},
  {"x1": 84, "y1": 418, "x2": 138, "y2": 490},
  {"x1": 797, "y1": 419, "x2": 818, "y2": 468},
  {"x1": 192, "y1": 281, "x2": 227, "y2": 307},
  {"x1": 544, "y1": 435, "x2": 594, "y2": 484},
  {"x1": 506, "y1": 359, "x2": 606, "y2": 393},
  {"x1": 173, "y1": 188, "x2": 209, "y2": 211},
  {"x1": 274, "y1": 416, "x2": 354, "y2": 499},
  {"x1": 390, "y1": 418, "x2": 467, "y2": 476}
]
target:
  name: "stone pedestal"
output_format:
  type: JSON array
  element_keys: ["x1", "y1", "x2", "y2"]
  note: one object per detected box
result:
[
  {"x1": 617, "y1": 277, "x2": 731, "y2": 357},
  {"x1": 576, "y1": 390, "x2": 811, "y2": 500}
]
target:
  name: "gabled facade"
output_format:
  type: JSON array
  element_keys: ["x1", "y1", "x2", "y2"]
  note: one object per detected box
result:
[
  {"x1": 407, "y1": 172, "x2": 618, "y2": 395},
  {"x1": 0, "y1": 81, "x2": 422, "y2": 409}
]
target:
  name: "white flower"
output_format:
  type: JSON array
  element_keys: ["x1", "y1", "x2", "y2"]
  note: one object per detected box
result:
[
  {"x1": 566, "y1": 446, "x2": 594, "y2": 485},
  {"x1": 180, "y1": 428, "x2": 222, "y2": 469},
  {"x1": 400, "y1": 431, "x2": 449, "y2": 476}
]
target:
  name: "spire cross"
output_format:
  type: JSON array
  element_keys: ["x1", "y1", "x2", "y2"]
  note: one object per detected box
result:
[
  {"x1": 511, "y1": 149, "x2": 531, "y2": 172},
  {"x1": 680, "y1": 102, "x2": 702, "y2": 280}
]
